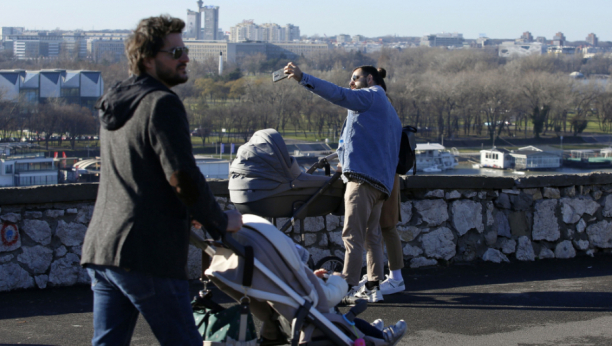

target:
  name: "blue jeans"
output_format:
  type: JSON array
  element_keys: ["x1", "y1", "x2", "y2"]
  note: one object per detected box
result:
[{"x1": 87, "y1": 265, "x2": 203, "y2": 346}]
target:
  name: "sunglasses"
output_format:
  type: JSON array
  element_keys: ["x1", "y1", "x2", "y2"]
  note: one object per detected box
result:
[
  {"x1": 159, "y1": 46, "x2": 189, "y2": 59},
  {"x1": 351, "y1": 74, "x2": 366, "y2": 81}
]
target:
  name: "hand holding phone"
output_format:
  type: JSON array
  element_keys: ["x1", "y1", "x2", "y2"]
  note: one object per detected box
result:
[{"x1": 272, "y1": 68, "x2": 288, "y2": 83}]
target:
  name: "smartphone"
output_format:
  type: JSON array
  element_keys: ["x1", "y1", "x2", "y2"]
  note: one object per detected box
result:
[{"x1": 272, "y1": 68, "x2": 288, "y2": 83}]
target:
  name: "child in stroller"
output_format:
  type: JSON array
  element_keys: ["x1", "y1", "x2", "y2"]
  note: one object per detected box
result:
[{"x1": 199, "y1": 214, "x2": 406, "y2": 346}]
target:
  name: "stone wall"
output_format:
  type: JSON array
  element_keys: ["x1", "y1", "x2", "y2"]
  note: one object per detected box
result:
[{"x1": 1, "y1": 172, "x2": 612, "y2": 292}]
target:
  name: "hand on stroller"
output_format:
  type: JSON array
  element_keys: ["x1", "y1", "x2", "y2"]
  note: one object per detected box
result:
[{"x1": 225, "y1": 209, "x2": 243, "y2": 233}]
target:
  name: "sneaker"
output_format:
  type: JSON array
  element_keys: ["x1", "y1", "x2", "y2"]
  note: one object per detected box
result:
[
  {"x1": 382, "y1": 320, "x2": 407, "y2": 346},
  {"x1": 357, "y1": 274, "x2": 368, "y2": 288},
  {"x1": 380, "y1": 275, "x2": 406, "y2": 295},
  {"x1": 371, "y1": 319, "x2": 384, "y2": 331},
  {"x1": 342, "y1": 284, "x2": 384, "y2": 305}
]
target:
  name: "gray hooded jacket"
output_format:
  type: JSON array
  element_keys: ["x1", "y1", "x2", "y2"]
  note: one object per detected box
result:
[{"x1": 81, "y1": 74, "x2": 227, "y2": 279}]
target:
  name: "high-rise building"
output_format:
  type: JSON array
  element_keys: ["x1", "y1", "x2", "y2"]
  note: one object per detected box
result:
[
  {"x1": 519, "y1": 31, "x2": 534, "y2": 43},
  {"x1": 229, "y1": 21, "x2": 300, "y2": 43},
  {"x1": 420, "y1": 33, "x2": 464, "y2": 47},
  {"x1": 336, "y1": 34, "x2": 350, "y2": 44},
  {"x1": 586, "y1": 33, "x2": 598, "y2": 47},
  {"x1": 185, "y1": 0, "x2": 203, "y2": 40},
  {"x1": 552, "y1": 32, "x2": 566, "y2": 46},
  {"x1": 203, "y1": 5, "x2": 219, "y2": 40}
]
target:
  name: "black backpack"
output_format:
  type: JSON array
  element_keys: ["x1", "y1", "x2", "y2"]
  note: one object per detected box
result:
[{"x1": 396, "y1": 126, "x2": 418, "y2": 175}]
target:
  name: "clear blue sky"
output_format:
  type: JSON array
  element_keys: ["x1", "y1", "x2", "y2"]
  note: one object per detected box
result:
[{"x1": 2, "y1": 0, "x2": 610, "y2": 41}]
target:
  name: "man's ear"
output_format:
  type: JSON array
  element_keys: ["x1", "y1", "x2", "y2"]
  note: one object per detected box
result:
[
  {"x1": 367, "y1": 74, "x2": 374, "y2": 87},
  {"x1": 143, "y1": 56, "x2": 155, "y2": 74}
]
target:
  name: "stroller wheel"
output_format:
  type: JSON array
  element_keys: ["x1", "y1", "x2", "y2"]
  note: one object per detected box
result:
[{"x1": 315, "y1": 256, "x2": 344, "y2": 273}]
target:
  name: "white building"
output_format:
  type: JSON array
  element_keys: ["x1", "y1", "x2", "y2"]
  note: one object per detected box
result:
[
  {"x1": 0, "y1": 69, "x2": 103, "y2": 109},
  {"x1": 0, "y1": 146, "x2": 57, "y2": 187},
  {"x1": 229, "y1": 20, "x2": 300, "y2": 43},
  {"x1": 498, "y1": 41, "x2": 548, "y2": 58}
]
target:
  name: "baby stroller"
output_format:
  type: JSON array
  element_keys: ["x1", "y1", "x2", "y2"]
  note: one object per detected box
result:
[
  {"x1": 229, "y1": 129, "x2": 345, "y2": 270},
  {"x1": 190, "y1": 215, "x2": 390, "y2": 346}
]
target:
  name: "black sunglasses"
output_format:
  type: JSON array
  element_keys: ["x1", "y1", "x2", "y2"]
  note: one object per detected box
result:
[{"x1": 159, "y1": 46, "x2": 189, "y2": 59}]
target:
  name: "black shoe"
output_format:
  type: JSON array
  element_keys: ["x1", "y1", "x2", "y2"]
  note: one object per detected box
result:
[{"x1": 259, "y1": 336, "x2": 289, "y2": 346}]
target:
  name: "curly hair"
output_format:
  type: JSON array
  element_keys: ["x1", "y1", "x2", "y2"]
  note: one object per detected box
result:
[{"x1": 125, "y1": 15, "x2": 185, "y2": 76}]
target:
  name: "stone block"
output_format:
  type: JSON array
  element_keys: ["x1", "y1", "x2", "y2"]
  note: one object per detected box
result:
[
  {"x1": 54, "y1": 246, "x2": 67, "y2": 258},
  {"x1": 414, "y1": 200, "x2": 448, "y2": 227},
  {"x1": 592, "y1": 190, "x2": 603, "y2": 201},
  {"x1": 586, "y1": 220, "x2": 612, "y2": 248},
  {"x1": 554, "y1": 240, "x2": 576, "y2": 259},
  {"x1": 45, "y1": 210, "x2": 65, "y2": 218},
  {"x1": 516, "y1": 236, "x2": 535, "y2": 261},
  {"x1": 563, "y1": 186, "x2": 576, "y2": 197},
  {"x1": 402, "y1": 244, "x2": 423, "y2": 257},
  {"x1": 398, "y1": 202, "x2": 412, "y2": 225},
  {"x1": 55, "y1": 220, "x2": 87, "y2": 247},
  {"x1": 494, "y1": 193, "x2": 511, "y2": 209},
  {"x1": 484, "y1": 230, "x2": 497, "y2": 247},
  {"x1": 499, "y1": 239, "x2": 516, "y2": 254},
  {"x1": 451, "y1": 200, "x2": 483, "y2": 236},
  {"x1": 502, "y1": 189, "x2": 520, "y2": 195},
  {"x1": 522, "y1": 188, "x2": 542, "y2": 200},
  {"x1": 0, "y1": 263, "x2": 34, "y2": 292},
  {"x1": 0, "y1": 254, "x2": 14, "y2": 263},
  {"x1": 17, "y1": 246, "x2": 53, "y2": 274},
  {"x1": 560, "y1": 196, "x2": 600, "y2": 224},
  {"x1": 308, "y1": 248, "x2": 331, "y2": 265},
  {"x1": 48, "y1": 253, "x2": 81, "y2": 287},
  {"x1": 533, "y1": 200, "x2": 560, "y2": 241},
  {"x1": 24, "y1": 211, "x2": 43, "y2": 219},
  {"x1": 478, "y1": 192, "x2": 487, "y2": 199},
  {"x1": 425, "y1": 190, "x2": 444, "y2": 198},
  {"x1": 21, "y1": 219, "x2": 52, "y2": 245},
  {"x1": 510, "y1": 193, "x2": 533, "y2": 211},
  {"x1": 486, "y1": 202, "x2": 495, "y2": 226},
  {"x1": 445, "y1": 190, "x2": 461, "y2": 200},
  {"x1": 66, "y1": 208, "x2": 78, "y2": 214},
  {"x1": 326, "y1": 215, "x2": 341, "y2": 231},
  {"x1": 482, "y1": 248, "x2": 509, "y2": 263},
  {"x1": 1, "y1": 213, "x2": 21, "y2": 223},
  {"x1": 75, "y1": 206, "x2": 94, "y2": 224},
  {"x1": 421, "y1": 227, "x2": 456, "y2": 260},
  {"x1": 603, "y1": 195, "x2": 612, "y2": 217},
  {"x1": 543, "y1": 187, "x2": 560, "y2": 199},
  {"x1": 318, "y1": 233, "x2": 328, "y2": 247},
  {"x1": 539, "y1": 247, "x2": 555, "y2": 259},
  {"x1": 494, "y1": 211, "x2": 512, "y2": 238},
  {"x1": 462, "y1": 191, "x2": 477, "y2": 198},
  {"x1": 304, "y1": 234, "x2": 317, "y2": 247},
  {"x1": 574, "y1": 240, "x2": 589, "y2": 251},
  {"x1": 397, "y1": 225, "x2": 423, "y2": 242},
  {"x1": 328, "y1": 231, "x2": 344, "y2": 248},
  {"x1": 303, "y1": 217, "x2": 325, "y2": 233},
  {"x1": 576, "y1": 219, "x2": 587, "y2": 233},
  {"x1": 35, "y1": 275, "x2": 48, "y2": 289},
  {"x1": 410, "y1": 257, "x2": 437, "y2": 268}
]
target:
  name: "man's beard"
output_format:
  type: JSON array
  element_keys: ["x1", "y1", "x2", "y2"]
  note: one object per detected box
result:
[{"x1": 155, "y1": 61, "x2": 188, "y2": 87}]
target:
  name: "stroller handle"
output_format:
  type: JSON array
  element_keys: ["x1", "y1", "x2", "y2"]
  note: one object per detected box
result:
[
  {"x1": 189, "y1": 229, "x2": 246, "y2": 259},
  {"x1": 306, "y1": 153, "x2": 339, "y2": 174}
]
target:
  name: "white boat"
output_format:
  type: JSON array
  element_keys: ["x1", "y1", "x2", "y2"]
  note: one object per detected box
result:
[
  {"x1": 410, "y1": 143, "x2": 458, "y2": 173},
  {"x1": 423, "y1": 165, "x2": 442, "y2": 173},
  {"x1": 480, "y1": 147, "x2": 514, "y2": 169}
]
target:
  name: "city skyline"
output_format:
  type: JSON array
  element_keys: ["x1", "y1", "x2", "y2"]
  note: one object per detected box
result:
[{"x1": 1, "y1": 0, "x2": 611, "y2": 42}]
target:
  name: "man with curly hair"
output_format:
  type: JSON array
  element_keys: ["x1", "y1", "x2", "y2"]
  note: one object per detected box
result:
[{"x1": 81, "y1": 15, "x2": 242, "y2": 346}]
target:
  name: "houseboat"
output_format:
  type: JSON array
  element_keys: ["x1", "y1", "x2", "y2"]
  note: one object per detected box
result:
[
  {"x1": 510, "y1": 146, "x2": 562, "y2": 170},
  {"x1": 563, "y1": 149, "x2": 612, "y2": 168},
  {"x1": 411, "y1": 143, "x2": 458, "y2": 173},
  {"x1": 479, "y1": 148, "x2": 514, "y2": 169},
  {"x1": 0, "y1": 145, "x2": 58, "y2": 187}
]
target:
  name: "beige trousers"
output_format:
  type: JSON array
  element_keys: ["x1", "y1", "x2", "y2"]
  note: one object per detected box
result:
[
  {"x1": 341, "y1": 181, "x2": 385, "y2": 286},
  {"x1": 379, "y1": 174, "x2": 404, "y2": 271}
]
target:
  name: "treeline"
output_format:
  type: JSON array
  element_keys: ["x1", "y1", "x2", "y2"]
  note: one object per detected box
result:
[{"x1": 2, "y1": 48, "x2": 612, "y2": 145}]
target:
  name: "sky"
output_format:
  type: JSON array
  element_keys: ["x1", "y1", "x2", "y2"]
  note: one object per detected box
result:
[{"x1": 2, "y1": 0, "x2": 611, "y2": 41}]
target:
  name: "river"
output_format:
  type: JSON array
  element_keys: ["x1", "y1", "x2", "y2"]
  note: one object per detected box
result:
[{"x1": 421, "y1": 162, "x2": 612, "y2": 177}]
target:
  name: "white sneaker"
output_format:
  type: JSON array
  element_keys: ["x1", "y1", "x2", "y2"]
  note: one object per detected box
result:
[
  {"x1": 342, "y1": 284, "x2": 383, "y2": 305},
  {"x1": 371, "y1": 319, "x2": 384, "y2": 331},
  {"x1": 357, "y1": 274, "x2": 368, "y2": 288},
  {"x1": 382, "y1": 320, "x2": 407, "y2": 346},
  {"x1": 380, "y1": 275, "x2": 405, "y2": 295}
]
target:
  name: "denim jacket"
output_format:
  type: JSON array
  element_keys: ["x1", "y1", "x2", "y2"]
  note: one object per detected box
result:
[{"x1": 299, "y1": 73, "x2": 401, "y2": 196}]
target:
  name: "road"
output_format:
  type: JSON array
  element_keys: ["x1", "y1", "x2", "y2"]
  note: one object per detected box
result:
[{"x1": 1, "y1": 255, "x2": 611, "y2": 346}]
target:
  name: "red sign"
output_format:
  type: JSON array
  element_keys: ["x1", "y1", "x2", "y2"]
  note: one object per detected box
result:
[{"x1": 1, "y1": 222, "x2": 18, "y2": 246}]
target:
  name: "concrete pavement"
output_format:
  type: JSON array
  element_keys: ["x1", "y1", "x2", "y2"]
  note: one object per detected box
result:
[{"x1": 1, "y1": 254, "x2": 611, "y2": 346}]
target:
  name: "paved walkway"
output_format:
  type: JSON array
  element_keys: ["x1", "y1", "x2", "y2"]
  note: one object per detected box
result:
[{"x1": 1, "y1": 255, "x2": 611, "y2": 346}]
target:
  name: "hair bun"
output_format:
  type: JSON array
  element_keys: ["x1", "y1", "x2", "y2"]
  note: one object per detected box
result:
[{"x1": 377, "y1": 68, "x2": 387, "y2": 79}]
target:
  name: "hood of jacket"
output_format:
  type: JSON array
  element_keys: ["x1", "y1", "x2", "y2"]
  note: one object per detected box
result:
[{"x1": 95, "y1": 74, "x2": 173, "y2": 131}]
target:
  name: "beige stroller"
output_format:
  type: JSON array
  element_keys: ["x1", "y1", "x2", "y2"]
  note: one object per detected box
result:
[{"x1": 191, "y1": 214, "x2": 390, "y2": 346}]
